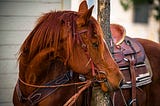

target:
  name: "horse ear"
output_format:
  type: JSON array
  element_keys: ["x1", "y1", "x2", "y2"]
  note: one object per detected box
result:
[
  {"x1": 85, "y1": 6, "x2": 94, "y2": 21},
  {"x1": 78, "y1": 0, "x2": 88, "y2": 13},
  {"x1": 76, "y1": 5, "x2": 94, "y2": 27}
]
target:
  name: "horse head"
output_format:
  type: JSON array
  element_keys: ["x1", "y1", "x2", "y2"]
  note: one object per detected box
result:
[
  {"x1": 58, "y1": 1, "x2": 124, "y2": 92},
  {"x1": 17, "y1": 0, "x2": 123, "y2": 100}
]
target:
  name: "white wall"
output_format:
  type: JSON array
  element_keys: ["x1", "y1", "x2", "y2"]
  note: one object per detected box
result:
[
  {"x1": 71, "y1": 0, "x2": 159, "y2": 42},
  {"x1": 0, "y1": 0, "x2": 71, "y2": 106},
  {"x1": 71, "y1": 0, "x2": 97, "y2": 19},
  {"x1": 110, "y1": 0, "x2": 159, "y2": 42}
]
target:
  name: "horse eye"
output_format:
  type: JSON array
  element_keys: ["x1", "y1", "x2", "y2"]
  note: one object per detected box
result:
[
  {"x1": 92, "y1": 42, "x2": 99, "y2": 48},
  {"x1": 94, "y1": 34, "x2": 98, "y2": 37}
]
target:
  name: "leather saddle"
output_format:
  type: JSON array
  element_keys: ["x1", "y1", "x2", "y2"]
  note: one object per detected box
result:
[{"x1": 110, "y1": 24, "x2": 152, "y2": 88}]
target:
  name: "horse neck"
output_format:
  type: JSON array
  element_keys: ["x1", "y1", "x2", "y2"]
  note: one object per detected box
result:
[{"x1": 19, "y1": 58, "x2": 67, "y2": 96}]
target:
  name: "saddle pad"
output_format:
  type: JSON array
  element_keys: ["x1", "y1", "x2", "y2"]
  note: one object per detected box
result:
[
  {"x1": 110, "y1": 24, "x2": 152, "y2": 88},
  {"x1": 121, "y1": 57, "x2": 152, "y2": 88}
]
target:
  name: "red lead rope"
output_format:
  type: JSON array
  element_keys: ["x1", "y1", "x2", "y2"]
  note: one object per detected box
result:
[{"x1": 64, "y1": 80, "x2": 92, "y2": 106}]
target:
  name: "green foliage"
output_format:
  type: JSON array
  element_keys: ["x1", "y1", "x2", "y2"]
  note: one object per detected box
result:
[{"x1": 120, "y1": 0, "x2": 133, "y2": 11}]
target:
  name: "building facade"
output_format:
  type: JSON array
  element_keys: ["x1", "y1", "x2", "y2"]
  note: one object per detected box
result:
[{"x1": 0, "y1": 0, "x2": 70, "y2": 106}]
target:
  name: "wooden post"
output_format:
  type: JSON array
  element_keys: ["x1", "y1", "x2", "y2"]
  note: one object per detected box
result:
[
  {"x1": 91, "y1": 86, "x2": 112, "y2": 106},
  {"x1": 91, "y1": 0, "x2": 113, "y2": 105},
  {"x1": 97, "y1": 0, "x2": 112, "y2": 49}
]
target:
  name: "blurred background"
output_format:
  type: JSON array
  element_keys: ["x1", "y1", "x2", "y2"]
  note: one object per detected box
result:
[
  {"x1": 0, "y1": 0, "x2": 159, "y2": 106},
  {"x1": 72, "y1": 0, "x2": 160, "y2": 42}
]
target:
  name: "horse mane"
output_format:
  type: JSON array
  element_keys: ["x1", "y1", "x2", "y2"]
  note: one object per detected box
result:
[{"x1": 18, "y1": 10, "x2": 104, "y2": 67}]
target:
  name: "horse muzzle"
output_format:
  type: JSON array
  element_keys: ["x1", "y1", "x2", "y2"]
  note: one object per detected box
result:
[
  {"x1": 96, "y1": 71, "x2": 124, "y2": 92},
  {"x1": 100, "y1": 79, "x2": 124, "y2": 92}
]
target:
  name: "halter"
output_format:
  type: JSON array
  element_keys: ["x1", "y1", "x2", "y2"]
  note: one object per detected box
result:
[
  {"x1": 16, "y1": 18, "x2": 114, "y2": 106},
  {"x1": 73, "y1": 25, "x2": 114, "y2": 92}
]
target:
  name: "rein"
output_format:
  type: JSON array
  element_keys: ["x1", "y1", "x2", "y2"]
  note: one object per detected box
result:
[
  {"x1": 17, "y1": 71, "x2": 92, "y2": 105},
  {"x1": 18, "y1": 76, "x2": 90, "y2": 88}
]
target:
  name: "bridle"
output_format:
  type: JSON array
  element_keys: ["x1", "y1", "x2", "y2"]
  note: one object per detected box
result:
[
  {"x1": 73, "y1": 23, "x2": 114, "y2": 92},
  {"x1": 16, "y1": 18, "x2": 114, "y2": 106}
]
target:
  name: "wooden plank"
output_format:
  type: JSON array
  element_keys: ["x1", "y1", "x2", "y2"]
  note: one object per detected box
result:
[
  {"x1": 0, "y1": 31, "x2": 30, "y2": 45},
  {"x1": 0, "y1": 45, "x2": 20, "y2": 59},
  {"x1": 62, "y1": 0, "x2": 71, "y2": 10},
  {"x1": 0, "y1": 73, "x2": 18, "y2": 88},
  {"x1": 0, "y1": 0, "x2": 60, "y2": 2},
  {"x1": 0, "y1": 60, "x2": 18, "y2": 74},
  {"x1": 0, "y1": 1, "x2": 69, "y2": 106},
  {"x1": 0, "y1": 88, "x2": 14, "y2": 102},
  {"x1": 0, "y1": 102, "x2": 13, "y2": 106},
  {"x1": 0, "y1": 74, "x2": 18, "y2": 89},
  {"x1": 0, "y1": 2, "x2": 61, "y2": 16},
  {"x1": 0, "y1": 16, "x2": 37, "y2": 31}
]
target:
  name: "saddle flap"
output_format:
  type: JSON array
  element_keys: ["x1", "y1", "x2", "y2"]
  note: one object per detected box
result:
[{"x1": 123, "y1": 37, "x2": 141, "y2": 55}]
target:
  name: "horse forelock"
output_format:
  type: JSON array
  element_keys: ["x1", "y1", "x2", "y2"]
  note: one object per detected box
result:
[{"x1": 18, "y1": 11, "x2": 75, "y2": 62}]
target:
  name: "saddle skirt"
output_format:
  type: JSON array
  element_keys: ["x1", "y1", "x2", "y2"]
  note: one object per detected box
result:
[{"x1": 110, "y1": 24, "x2": 152, "y2": 88}]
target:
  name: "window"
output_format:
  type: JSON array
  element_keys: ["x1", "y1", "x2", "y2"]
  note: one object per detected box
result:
[{"x1": 133, "y1": 3, "x2": 150, "y2": 23}]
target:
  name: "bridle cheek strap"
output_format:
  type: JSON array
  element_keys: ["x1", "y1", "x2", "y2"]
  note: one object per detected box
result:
[
  {"x1": 91, "y1": 60, "x2": 96, "y2": 77},
  {"x1": 74, "y1": 26, "x2": 113, "y2": 92},
  {"x1": 75, "y1": 28, "x2": 96, "y2": 77}
]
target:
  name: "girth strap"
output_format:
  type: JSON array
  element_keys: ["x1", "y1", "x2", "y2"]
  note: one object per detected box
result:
[
  {"x1": 129, "y1": 59, "x2": 136, "y2": 106},
  {"x1": 16, "y1": 71, "x2": 73, "y2": 105}
]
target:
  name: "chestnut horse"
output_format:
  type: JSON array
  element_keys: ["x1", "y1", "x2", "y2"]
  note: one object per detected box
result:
[
  {"x1": 13, "y1": 1, "x2": 123, "y2": 106},
  {"x1": 110, "y1": 24, "x2": 160, "y2": 106}
]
